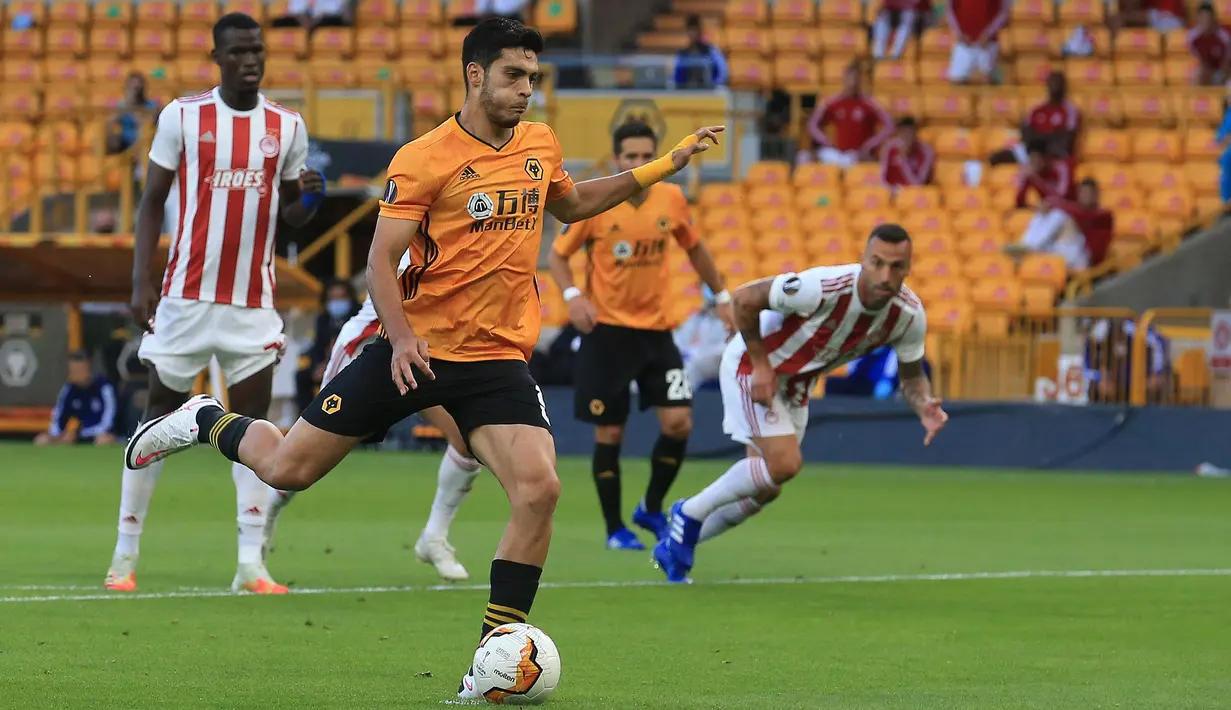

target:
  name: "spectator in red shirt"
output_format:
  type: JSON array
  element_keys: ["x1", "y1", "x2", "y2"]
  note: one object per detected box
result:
[
  {"x1": 872, "y1": 0, "x2": 932, "y2": 61},
  {"x1": 946, "y1": 0, "x2": 1010, "y2": 83},
  {"x1": 992, "y1": 72, "x2": 1082, "y2": 165},
  {"x1": 1188, "y1": 3, "x2": 1231, "y2": 85},
  {"x1": 1016, "y1": 141, "x2": 1075, "y2": 208},
  {"x1": 801, "y1": 62, "x2": 894, "y2": 167},
  {"x1": 1116, "y1": 0, "x2": 1186, "y2": 32},
  {"x1": 880, "y1": 117, "x2": 935, "y2": 187},
  {"x1": 1015, "y1": 178, "x2": 1114, "y2": 270}
]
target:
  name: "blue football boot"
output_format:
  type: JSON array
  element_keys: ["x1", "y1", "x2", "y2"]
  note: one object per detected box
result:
[
  {"x1": 631, "y1": 501, "x2": 669, "y2": 542},
  {"x1": 606, "y1": 527, "x2": 645, "y2": 551}
]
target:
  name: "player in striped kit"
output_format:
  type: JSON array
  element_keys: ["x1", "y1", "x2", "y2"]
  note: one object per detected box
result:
[
  {"x1": 106, "y1": 13, "x2": 324, "y2": 594},
  {"x1": 653, "y1": 224, "x2": 949, "y2": 583},
  {"x1": 262, "y1": 250, "x2": 482, "y2": 582}
]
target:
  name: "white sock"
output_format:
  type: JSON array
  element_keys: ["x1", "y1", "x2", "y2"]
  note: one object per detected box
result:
[
  {"x1": 114, "y1": 460, "x2": 164, "y2": 559},
  {"x1": 233, "y1": 462, "x2": 275, "y2": 565},
  {"x1": 681, "y1": 457, "x2": 777, "y2": 521},
  {"x1": 423, "y1": 445, "x2": 481, "y2": 540},
  {"x1": 699, "y1": 497, "x2": 765, "y2": 544}
]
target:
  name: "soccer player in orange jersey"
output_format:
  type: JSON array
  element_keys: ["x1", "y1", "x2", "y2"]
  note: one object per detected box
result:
[
  {"x1": 550, "y1": 120, "x2": 734, "y2": 550},
  {"x1": 123, "y1": 17, "x2": 721, "y2": 699}
]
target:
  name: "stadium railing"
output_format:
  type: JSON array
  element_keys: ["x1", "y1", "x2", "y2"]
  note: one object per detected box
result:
[{"x1": 1131, "y1": 307, "x2": 1218, "y2": 407}]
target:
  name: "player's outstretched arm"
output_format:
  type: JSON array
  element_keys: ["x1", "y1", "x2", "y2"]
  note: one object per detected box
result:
[
  {"x1": 367, "y1": 216, "x2": 434, "y2": 394},
  {"x1": 899, "y1": 359, "x2": 947, "y2": 446},
  {"x1": 130, "y1": 163, "x2": 176, "y2": 331},
  {"x1": 546, "y1": 126, "x2": 724, "y2": 223}
]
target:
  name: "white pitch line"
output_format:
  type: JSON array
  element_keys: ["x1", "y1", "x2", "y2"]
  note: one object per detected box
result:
[{"x1": 1, "y1": 568, "x2": 1229, "y2": 604}]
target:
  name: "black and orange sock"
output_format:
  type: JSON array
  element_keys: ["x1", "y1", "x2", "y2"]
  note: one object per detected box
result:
[
  {"x1": 592, "y1": 442, "x2": 623, "y2": 535},
  {"x1": 195, "y1": 407, "x2": 254, "y2": 464},
  {"x1": 481, "y1": 559, "x2": 542, "y2": 641},
  {"x1": 644, "y1": 434, "x2": 688, "y2": 514}
]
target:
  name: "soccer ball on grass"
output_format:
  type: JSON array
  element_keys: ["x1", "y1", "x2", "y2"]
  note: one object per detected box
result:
[{"x1": 471, "y1": 623, "x2": 560, "y2": 705}]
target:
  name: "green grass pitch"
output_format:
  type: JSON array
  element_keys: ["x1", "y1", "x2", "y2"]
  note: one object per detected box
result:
[{"x1": 1, "y1": 443, "x2": 1229, "y2": 709}]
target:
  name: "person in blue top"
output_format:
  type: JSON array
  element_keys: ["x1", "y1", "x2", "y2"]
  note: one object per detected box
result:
[
  {"x1": 106, "y1": 72, "x2": 159, "y2": 155},
  {"x1": 673, "y1": 15, "x2": 728, "y2": 89},
  {"x1": 1217, "y1": 100, "x2": 1231, "y2": 205},
  {"x1": 35, "y1": 351, "x2": 117, "y2": 446}
]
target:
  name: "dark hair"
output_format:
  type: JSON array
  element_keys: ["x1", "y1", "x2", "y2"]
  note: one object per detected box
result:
[
  {"x1": 685, "y1": 14, "x2": 702, "y2": 30},
  {"x1": 868, "y1": 223, "x2": 911, "y2": 244},
  {"x1": 68, "y1": 350, "x2": 90, "y2": 364},
  {"x1": 1080, "y1": 177, "x2": 1099, "y2": 190},
  {"x1": 897, "y1": 116, "x2": 918, "y2": 129},
  {"x1": 612, "y1": 121, "x2": 657, "y2": 156},
  {"x1": 461, "y1": 17, "x2": 545, "y2": 80},
  {"x1": 1025, "y1": 139, "x2": 1049, "y2": 156},
  {"x1": 321, "y1": 278, "x2": 357, "y2": 305},
  {"x1": 1199, "y1": 2, "x2": 1215, "y2": 13},
  {"x1": 213, "y1": 12, "x2": 261, "y2": 48}
]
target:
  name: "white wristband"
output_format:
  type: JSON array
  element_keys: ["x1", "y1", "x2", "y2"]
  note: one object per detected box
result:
[
  {"x1": 562, "y1": 286, "x2": 582, "y2": 302},
  {"x1": 713, "y1": 289, "x2": 732, "y2": 305}
]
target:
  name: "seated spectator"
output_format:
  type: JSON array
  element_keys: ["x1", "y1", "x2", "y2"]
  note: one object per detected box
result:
[
  {"x1": 991, "y1": 72, "x2": 1081, "y2": 165},
  {"x1": 295, "y1": 279, "x2": 360, "y2": 412},
  {"x1": 1188, "y1": 3, "x2": 1231, "y2": 86},
  {"x1": 872, "y1": 0, "x2": 932, "y2": 61},
  {"x1": 946, "y1": 0, "x2": 1010, "y2": 83},
  {"x1": 674, "y1": 15, "x2": 728, "y2": 89},
  {"x1": 1016, "y1": 141, "x2": 1074, "y2": 208},
  {"x1": 106, "y1": 73, "x2": 158, "y2": 155},
  {"x1": 1116, "y1": 0, "x2": 1186, "y2": 32},
  {"x1": 880, "y1": 117, "x2": 935, "y2": 187},
  {"x1": 35, "y1": 351, "x2": 117, "y2": 447},
  {"x1": 272, "y1": 0, "x2": 351, "y2": 31},
  {"x1": 800, "y1": 62, "x2": 893, "y2": 167},
  {"x1": 1086, "y1": 318, "x2": 1168, "y2": 403},
  {"x1": 1013, "y1": 178, "x2": 1113, "y2": 271}
]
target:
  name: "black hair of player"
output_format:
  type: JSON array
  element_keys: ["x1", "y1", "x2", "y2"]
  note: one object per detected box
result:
[
  {"x1": 867, "y1": 223, "x2": 911, "y2": 244},
  {"x1": 68, "y1": 349, "x2": 90, "y2": 364},
  {"x1": 897, "y1": 116, "x2": 918, "y2": 129},
  {"x1": 213, "y1": 12, "x2": 261, "y2": 49},
  {"x1": 461, "y1": 17, "x2": 545, "y2": 85},
  {"x1": 612, "y1": 121, "x2": 658, "y2": 156}
]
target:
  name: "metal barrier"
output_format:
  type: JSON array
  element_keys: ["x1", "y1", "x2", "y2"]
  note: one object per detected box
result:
[{"x1": 1131, "y1": 308, "x2": 1215, "y2": 407}]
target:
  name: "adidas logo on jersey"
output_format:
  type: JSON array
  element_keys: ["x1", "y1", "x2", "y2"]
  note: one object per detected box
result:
[
  {"x1": 201, "y1": 130, "x2": 216, "y2": 143},
  {"x1": 458, "y1": 165, "x2": 480, "y2": 181}
]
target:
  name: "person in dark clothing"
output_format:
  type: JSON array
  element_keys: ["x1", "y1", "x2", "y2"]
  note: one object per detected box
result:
[
  {"x1": 673, "y1": 15, "x2": 728, "y2": 89},
  {"x1": 35, "y1": 351, "x2": 118, "y2": 446},
  {"x1": 296, "y1": 279, "x2": 359, "y2": 412}
]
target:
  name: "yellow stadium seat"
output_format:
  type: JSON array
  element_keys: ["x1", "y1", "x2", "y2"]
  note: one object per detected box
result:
[
  {"x1": 354, "y1": 61, "x2": 399, "y2": 88},
  {"x1": 981, "y1": 91, "x2": 1023, "y2": 127},
  {"x1": 806, "y1": 230, "x2": 856, "y2": 257},
  {"x1": 849, "y1": 210, "x2": 898, "y2": 236},
  {"x1": 222, "y1": 0, "x2": 265, "y2": 23},
  {"x1": 724, "y1": 0, "x2": 768, "y2": 25},
  {"x1": 726, "y1": 56, "x2": 772, "y2": 90},
  {"x1": 1195, "y1": 194, "x2": 1223, "y2": 218},
  {"x1": 444, "y1": 0, "x2": 476, "y2": 23},
  {"x1": 920, "y1": 28, "x2": 955, "y2": 58},
  {"x1": 4, "y1": 28, "x2": 45, "y2": 58},
  {"x1": 0, "y1": 87, "x2": 40, "y2": 119},
  {"x1": 1116, "y1": 58, "x2": 1165, "y2": 86},
  {"x1": 702, "y1": 208, "x2": 750, "y2": 232},
  {"x1": 1010, "y1": 0, "x2": 1055, "y2": 25},
  {"x1": 356, "y1": 28, "x2": 400, "y2": 60},
  {"x1": 896, "y1": 187, "x2": 944, "y2": 212},
  {"x1": 91, "y1": 26, "x2": 132, "y2": 58},
  {"x1": 876, "y1": 90, "x2": 920, "y2": 121},
  {"x1": 355, "y1": 0, "x2": 399, "y2": 26},
  {"x1": 946, "y1": 186, "x2": 992, "y2": 211},
  {"x1": 771, "y1": 28, "x2": 820, "y2": 57},
  {"x1": 983, "y1": 163, "x2": 1020, "y2": 191},
  {"x1": 1164, "y1": 56, "x2": 1197, "y2": 86},
  {"x1": 874, "y1": 60, "x2": 918, "y2": 87},
  {"x1": 135, "y1": 0, "x2": 175, "y2": 25},
  {"x1": 932, "y1": 128, "x2": 982, "y2": 161},
  {"x1": 34, "y1": 120, "x2": 79, "y2": 156},
  {"x1": 1121, "y1": 91, "x2": 1177, "y2": 127},
  {"x1": 399, "y1": 27, "x2": 444, "y2": 58},
  {"x1": 933, "y1": 161, "x2": 966, "y2": 187},
  {"x1": 43, "y1": 86, "x2": 84, "y2": 118},
  {"x1": 1135, "y1": 162, "x2": 1189, "y2": 192},
  {"x1": 1021, "y1": 284, "x2": 1057, "y2": 316},
  {"x1": 1082, "y1": 129, "x2": 1132, "y2": 162},
  {"x1": 818, "y1": 26, "x2": 868, "y2": 57},
  {"x1": 88, "y1": 84, "x2": 129, "y2": 112},
  {"x1": 1183, "y1": 128, "x2": 1221, "y2": 160},
  {"x1": 922, "y1": 90, "x2": 974, "y2": 125},
  {"x1": 746, "y1": 184, "x2": 794, "y2": 211},
  {"x1": 811, "y1": 251, "x2": 858, "y2": 267},
  {"x1": 443, "y1": 27, "x2": 470, "y2": 55},
  {"x1": 963, "y1": 254, "x2": 1015, "y2": 281},
  {"x1": 44, "y1": 58, "x2": 88, "y2": 86},
  {"x1": 1175, "y1": 349, "x2": 1211, "y2": 405},
  {"x1": 913, "y1": 254, "x2": 963, "y2": 280},
  {"x1": 1152, "y1": 188, "x2": 1196, "y2": 220},
  {"x1": 917, "y1": 278, "x2": 971, "y2": 305},
  {"x1": 1018, "y1": 253, "x2": 1069, "y2": 291},
  {"x1": 971, "y1": 279, "x2": 1023, "y2": 312},
  {"x1": 179, "y1": 0, "x2": 218, "y2": 25},
  {"x1": 957, "y1": 229, "x2": 1011, "y2": 257},
  {"x1": 1, "y1": 57, "x2": 41, "y2": 84},
  {"x1": 708, "y1": 230, "x2": 755, "y2": 257},
  {"x1": 754, "y1": 231, "x2": 806, "y2": 257},
  {"x1": 132, "y1": 27, "x2": 174, "y2": 58},
  {"x1": 973, "y1": 311, "x2": 1012, "y2": 338},
  {"x1": 752, "y1": 209, "x2": 801, "y2": 235},
  {"x1": 401, "y1": 0, "x2": 443, "y2": 25},
  {"x1": 312, "y1": 27, "x2": 356, "y2": 58},
  {"x1": 929, "y1": 301, "x2": 973, "y2": 334},
  {"x1": 1116, "y1": 29, "x2": 1164, "y2": 58},
  {"x1": 1075, "y1": 89, "x2": 1125, "y2": 127},
  {"x1": 411, "y1": 89, "x2": 448, "y2": 119},
  {"x1": 1085, "y1": 161, "x2": 1135, "y2": 190},
  {"x1": 953, "y1": 209, "x2": 1003, "y2": 235},
  {"x1": 1067, "y1": 59, "x2": 1114, "y2": 86},
  {"x1": 793, "y1": 163, "x2": 842, "y2": 189},
  {"x1": 846, "y1": 186, "x2": 893, "y2": 211},
  {"x1": 173, "y1": 59, "x2": 211, "y2": 90},
  {"x1": 1004, "y1": 209, "x2": 1035, "y2": 235},
  {"x1": 48, "y1": 0, "x2": 89, "y2": 25},
  {"x1": 1058, "y1": 0, "x2": 1105, "y2": 24},
  {"x1": 917, "y1": 58, "x2": 952, "y2": 86},
  {"x1": 990, "y1": 187, "x2": 1019, "y2": 211},
  {"x1": 817, "y1": 0, "x2": 863, "y2": 25},
  {"x1": 1115, "y1": 210, "x2": 1157, "y2": 244},
  {"x1": 771, "y1": 0, "x2": 815, "y2": 25},
  {"x1": 0, "y1": 122, "x2": 34, "y2": 152},
  {"x1": 1100, "y1": 187, "x2": 1145, "y2": 211},
  {"x1": 901, "y1": 208, "x2": 950, "y2": 234},
  {"x1": 1183, "y1": 89, "x2": 1224, "y2": 127},
  {"x1": 45, "y1": 27, "x2": 85, "y2": 60},
  {"x1": 804, "y1": 211, "x2": 852, "y2": 239},
  {"x1": 914, "y1": 231, "x2": 955, "y2": 255},
  {"x1": 836, "y1": 163, "x2": 877, "y2": 190},
  {"x1": 698, "y1": 183, "x2": 744, "y2": 209},
  {"x1": 1185, "y1": 162, "x2": 1221, "y2": 196},
  {"x1": 773, "y1": 55, "x2": 821, "y2": 91},
  {"x1": 1008, "y1": 26, "x2": 1062, "y2": 56},
  {"x1": 263, "y1": 61, "x2": 306, "y2": 89},
  {"x1": 88, "y1": 57, "x2": 131, "y2": 86},
  {"x1": 715, "y1": 254, "x2": 760, "y2": 283},
  {"x1": 7, "y1": 0, "x2": 47, "y2": 26},
  {"x1": 177, "y1": 26, "x2": 213, "y2": 58},
  {"x1": 761, "y1": 254, "x2": 813, "y2": 277},
  {"x1": 725, "y1": 27, "x2": 772, "y2": 57},
  {"x1": 1012, "y1": 56, "x2": 1059, "y2": 86},
  {"x1": 1132, "y1": 130, "x2": 1182, "y2": 162},
  {"x1": 746, "y1": 161, "x2": 791, "y2": 187},
  {"x1": 535, "y1": 0, "x2": 578, "y2": 36},
  {"x1": 820, "y1": 58, "x2": 856, "y2": 86}
]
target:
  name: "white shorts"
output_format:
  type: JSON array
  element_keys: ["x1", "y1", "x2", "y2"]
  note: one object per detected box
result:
[
  {"x1": 947, "y1": 41, "x2": 999, "y2": 82},
  {"x1": 321, "y1": 315, "x2": 381, "y2": 386},
  {"x1": 719, "y1": 345, "x2": 812, "y2": 447},
  {"x1": 138, "y1": 297, "x2": 285, "y2": 393}
]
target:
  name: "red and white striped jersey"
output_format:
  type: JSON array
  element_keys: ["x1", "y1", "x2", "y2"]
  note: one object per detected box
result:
[
  {"x1": 734, "y1": 264, "x2": 927, "y2": 378},
  {"x1": 149, "y1": 87, "x2": 309, "y2": 309}
]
